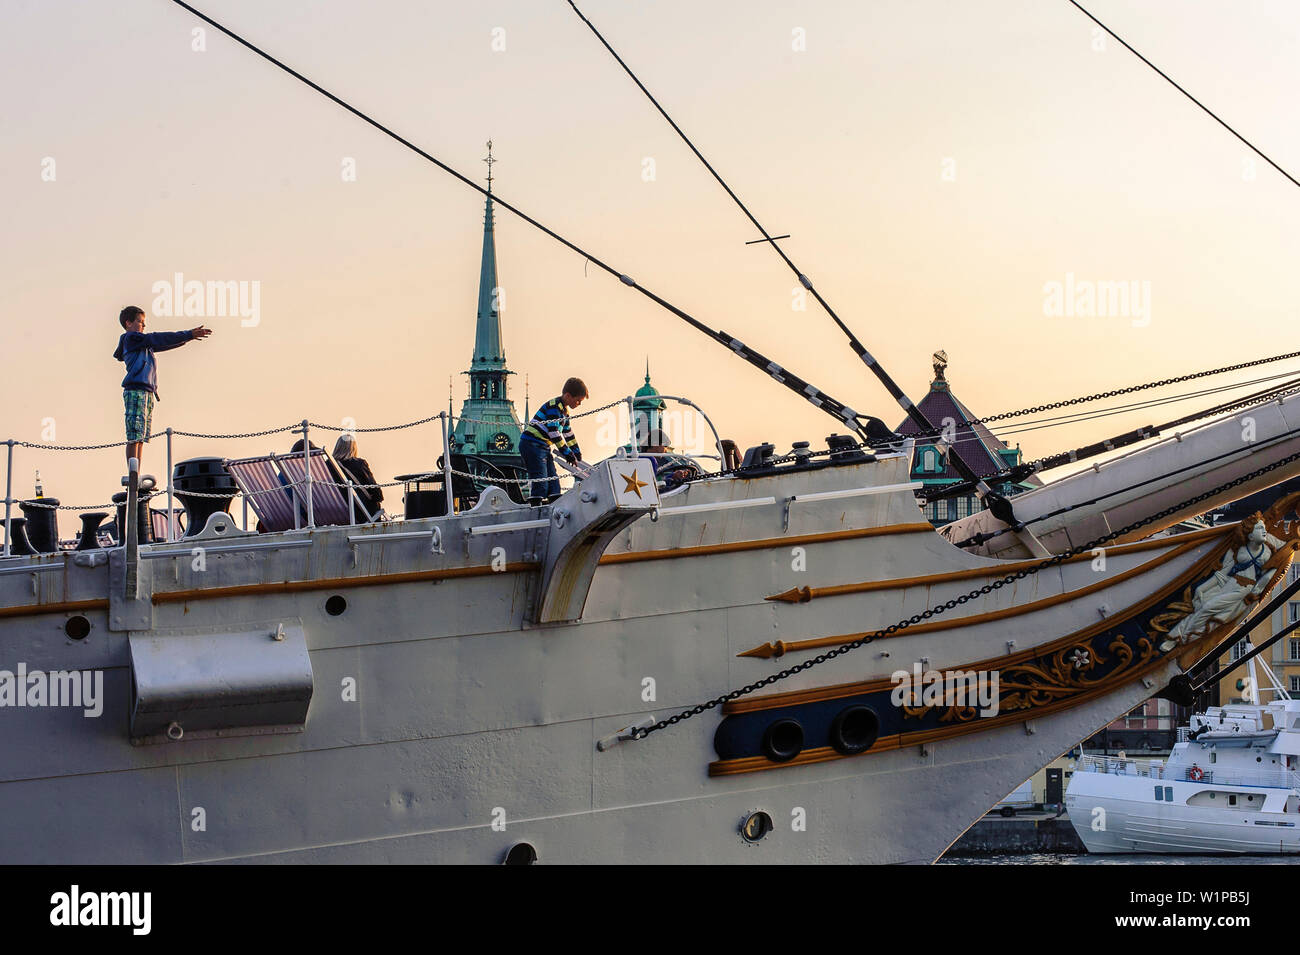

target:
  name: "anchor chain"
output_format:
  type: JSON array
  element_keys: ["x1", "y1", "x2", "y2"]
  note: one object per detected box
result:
[{"x1": 631, "y1": 446, "x2": 1300, "y2": 740}]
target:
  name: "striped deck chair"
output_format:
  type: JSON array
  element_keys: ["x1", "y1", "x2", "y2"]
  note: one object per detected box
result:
[
  {"x1": 226, "y1": 454, "x2": 300, "y2": 532},
  {"x1": 149, "y1": 507, "x2": 184, "y2": 542},
  {"x1": 278, "y1": 448, "x2": 376, "y2": 527}
]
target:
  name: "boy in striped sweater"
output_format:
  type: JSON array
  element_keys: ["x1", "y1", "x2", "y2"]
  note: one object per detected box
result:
[{"x1": 520, "y1": 377, "x2": 587, "y2": 505}]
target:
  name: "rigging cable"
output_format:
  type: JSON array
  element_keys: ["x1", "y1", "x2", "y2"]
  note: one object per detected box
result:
[
  {"x1": 923, "y1": 377, "x2": 1300, "y2": 505},
  {"x1": 166, "y1": 0, "x2": 881, "y2": 447},
  {"x1": 569, "y1": 0, "x2": 1300, "y2": 446},
  {"x1": 947, "y1": 422, "x2": 1300, "y2": 550},
  {"x1": 564, "y1": 0, "x2": 1021, "y2": 526},
  {"x1": 911, "y1": 350, "x2": 1300, "y2": 440},
  {"x1": 992, "y1": 371, "x2": 1300, "y2": 440},
  {"x1": 1064, "y1": 0, "x2": 1300, "y2": 192},
  {"x1": 912, "y1": 369, "x2": 1300, "y2": 456}
]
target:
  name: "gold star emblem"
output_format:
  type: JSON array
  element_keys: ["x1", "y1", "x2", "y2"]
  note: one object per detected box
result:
[{"x1": 621, "y1": 470, "x2": 648, "y2": 499}]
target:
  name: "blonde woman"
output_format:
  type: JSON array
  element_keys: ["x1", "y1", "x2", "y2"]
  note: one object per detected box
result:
[{"x1": 333, "y1": 434, "x2": 384, "y2": 519}]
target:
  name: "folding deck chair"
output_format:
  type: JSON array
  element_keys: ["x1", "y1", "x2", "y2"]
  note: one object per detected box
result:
[
  {"x1": 226, "y1": 454, "x2": 301, "y2": 532},
  {"x1": 149, "y1": 507, "x2": 183, "y2": 542},
  {"x1": 227, "y1": 449, "x2": 377, "y2": 532},
  {"x1": 277, "y1": 448, "x2": 378, "y2": 527}
]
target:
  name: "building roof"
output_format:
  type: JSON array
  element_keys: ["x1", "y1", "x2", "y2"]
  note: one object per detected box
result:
[
  {"x1": 895, "y1": 356, "x2": 1042, "y2": 488},
  {"x1": 633, "y1": 359, "x2": 666, "y2": 411}
]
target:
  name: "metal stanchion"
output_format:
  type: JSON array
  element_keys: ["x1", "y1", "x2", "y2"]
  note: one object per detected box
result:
[
  {"x1": 125, "y1": 457, "x2": 139, "y2": 599},
  {"x1": 441, "y1": 413, "x2": 454, "y2": 518},
  {"x1": 625, "y1": 396, "x2": 637, "y2": 456},
  {"x1": 302, "y1": 419, "x2": 314, "y2": 528},
  {"x1": 165, "y1": 427, "x2": 175, "y2": 542},
  {"x1": 3, "y1": 439, "x2": 12, "y2": 558}
]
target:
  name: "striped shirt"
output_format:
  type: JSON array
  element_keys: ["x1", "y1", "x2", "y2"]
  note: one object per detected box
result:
[{"x1": 523, "y1": 397, "x2": 581, "y2": 461}]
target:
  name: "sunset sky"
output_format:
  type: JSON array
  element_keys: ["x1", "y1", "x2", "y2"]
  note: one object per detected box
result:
[{"x1": 3, "y1": 0, "x2": 1299, "y2": 526}]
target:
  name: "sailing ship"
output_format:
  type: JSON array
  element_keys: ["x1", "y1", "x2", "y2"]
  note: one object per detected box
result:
[{"x1": 2, "y1": 1, "x2": 1300, "y2": 864}]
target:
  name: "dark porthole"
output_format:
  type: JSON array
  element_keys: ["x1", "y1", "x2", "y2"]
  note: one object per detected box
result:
[
  {"x1": 503, "y1": 842, "x2": 537, "y2": 865},
  {"x1": 740, "y1": 811, "x2": 773, "y2": 843},
  {"x1": 325, "y1": 595, "x2": 347, "y2": 617},
  {"x1": 761, "y1": 718, "x2": 804, "y2": 763},
  {"x1": 64, "y1": 616, "x2": 91, "y2": 640},
  {"x1": 829, "y1": 705, "x2": 879, "y2": 756}
]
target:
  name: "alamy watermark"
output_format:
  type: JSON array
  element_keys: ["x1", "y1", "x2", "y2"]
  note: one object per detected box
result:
[
  {"x1": 152, "y1": 272, "x2": 260, "y2": 327},
  {"x1": 1042, "y1": 272, "x2": 1150, "y2": 327},
  {"x1": 890, "y1": 663, "x2": 1000, "y2": 717},
  {"x1": 0, "y1": 663, "x2": 102, "y2": 717},
  {"x1": 50, "y1": 885, "x2": 150, "y2": 935}
]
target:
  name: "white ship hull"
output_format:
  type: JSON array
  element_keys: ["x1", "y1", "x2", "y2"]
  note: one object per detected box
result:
[
  {"x1": 1067, "y1": 770, "x2": 1300, "y2": 855},
  {"x1": 2, "y1": 445, "x2": 1297, "y2": 864}
]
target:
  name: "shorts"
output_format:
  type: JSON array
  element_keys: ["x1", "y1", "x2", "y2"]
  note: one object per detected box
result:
[{"x1": 123, "y1": 389, "x2": 155, "y2": 443}]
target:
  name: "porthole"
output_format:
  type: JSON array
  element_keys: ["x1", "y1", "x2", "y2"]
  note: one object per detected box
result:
[
  {"x1": 829, "y1": 705, "x2": 879, "y2": 756},
  {"x1": 740, "y1": 811, "x2": 773, "y2": 843},
  {"x1": 761, "y1": 718, "x2": 804, "y2": 763},
  {"x1": 503, "y1": 842, "x2": 537, "y2": 865},
  {"x1": 325, "y1": 595, "x2": 347, "y2": 616},
  {"x1": 64, "y1": 616, "x2": 91, "y2": 640}
]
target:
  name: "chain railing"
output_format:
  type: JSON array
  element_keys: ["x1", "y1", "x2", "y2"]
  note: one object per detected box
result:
[
  {"x1": 0, "y1": 394, "x2": 727, "y2": 554},
  {"x1": 5, "y1": 374, "x2": 1294, "y2": 558},
  {"x1": 0, "y1": 410, "x2": 458, "y2": 555}
]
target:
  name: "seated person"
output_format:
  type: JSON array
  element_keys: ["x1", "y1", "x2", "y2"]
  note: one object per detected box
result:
[
  {"x1": 639, "y1": 429, "x2": 702, "y2": 491},
  {"x1": 332, "y1": 435, "x2": 384, "y2": 519},
  {"x1": 284, "y1": 437, "x2": 369, "y2": 523},
  {"x1": 720, "y1": 438, "x2": 741, "y2": 472}
]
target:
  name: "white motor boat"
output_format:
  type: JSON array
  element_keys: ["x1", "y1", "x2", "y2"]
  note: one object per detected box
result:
[{"x1": 1066, "y1": 653, "x2": 1300, "y2": 854}]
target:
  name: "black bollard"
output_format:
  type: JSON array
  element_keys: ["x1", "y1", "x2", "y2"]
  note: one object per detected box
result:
[
  {"x1": 112, "y1": 491, "x2": 155, "y2": 546},
  {"x1": 18, "y1": 500, "x2": 59, "y2": 553},
  {"x1": 174, "y1": 457, "x2": 238, "y2": 538},
  {"x1": 76, "y1": 512, "x2": 108, "y2": 551},
  {"x1": 6, "y1": 517, "x2": 38, "y2": 556}
]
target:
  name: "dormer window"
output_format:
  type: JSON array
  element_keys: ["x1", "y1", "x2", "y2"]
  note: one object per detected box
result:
[{"x1": 917, "y1": 446, "x2": 944, "y2": 474}]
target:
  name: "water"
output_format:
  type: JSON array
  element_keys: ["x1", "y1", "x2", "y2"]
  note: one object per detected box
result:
[{"x1": 941, "y1": 852, "x2": 1300, "y2": 864}]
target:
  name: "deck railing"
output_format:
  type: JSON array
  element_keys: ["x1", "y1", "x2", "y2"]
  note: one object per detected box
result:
[
  {"x1": 1077, "y1": 754, "x2": 1300, "y2": 791},
  {"x1": 1, "y1": 394, "x2": 728, "y2": 555}
]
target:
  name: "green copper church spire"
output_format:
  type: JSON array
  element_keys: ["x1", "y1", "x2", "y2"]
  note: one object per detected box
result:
[
  {"x1": 471, "y1": 140, "x2": 505, "y2": 371},
  {"x1": 451, "y1": 141, "x2": 523, "y2": 467}
]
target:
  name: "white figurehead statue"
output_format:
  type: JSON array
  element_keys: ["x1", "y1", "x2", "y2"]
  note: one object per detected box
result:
[{"x1": 1162, "y1": 514, "x2": 1288, "y2": 651}]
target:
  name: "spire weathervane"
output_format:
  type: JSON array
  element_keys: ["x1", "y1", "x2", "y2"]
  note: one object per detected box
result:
[
  {"x1": 932, "y1": 349, "x2": 948, "y2": 382},
  {"x1": 483, "y1": 139, "x2": 496, "y2": 192}
]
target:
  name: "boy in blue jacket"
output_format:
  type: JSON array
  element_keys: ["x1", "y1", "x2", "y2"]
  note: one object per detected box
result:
[{"x1": 113, "y1": 306, "x2": 211, "y2": 467}]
